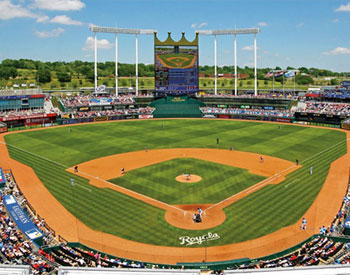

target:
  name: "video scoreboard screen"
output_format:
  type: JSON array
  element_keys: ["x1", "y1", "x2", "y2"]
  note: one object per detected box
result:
[{"x1": 155, "y1": 45, "x2": 199, "y2": 95}]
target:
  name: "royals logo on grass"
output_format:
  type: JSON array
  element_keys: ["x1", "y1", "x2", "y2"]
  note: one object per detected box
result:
[{"x1": 179, "y1": 232, "x2": 220, "y2": 246}]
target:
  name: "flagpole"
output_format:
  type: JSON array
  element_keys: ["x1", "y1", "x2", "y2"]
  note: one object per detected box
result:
[{"x1": 294, "y1": 74, "x2": 296, "y2": 95}]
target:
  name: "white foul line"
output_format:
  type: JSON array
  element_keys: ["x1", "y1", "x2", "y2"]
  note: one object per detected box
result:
[
  {"x1": 284, "y1": 178, "x2": 299, "y2": 188},
  {"x1": 3, "y1": 141, "x2": 183, "y2": 213},
  {"x1": 75, "y1": 169, "x2": 185, "y2": 213},
  {"x1": 206, "y1": 138, "x2": 348, "y2": 211}
]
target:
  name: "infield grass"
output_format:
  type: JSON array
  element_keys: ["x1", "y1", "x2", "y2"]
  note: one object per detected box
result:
[
  {"x1": 4, "y1": 119, "x2": 347, "y2": 247},
  {"x1": 109, "y1": 158, "x2": 265, "y2": 204}
]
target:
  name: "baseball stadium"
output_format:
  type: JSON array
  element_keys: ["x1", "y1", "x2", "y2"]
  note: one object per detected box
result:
[{"x1": 1, "y1": 26, "x2": 350, "y2": 275}]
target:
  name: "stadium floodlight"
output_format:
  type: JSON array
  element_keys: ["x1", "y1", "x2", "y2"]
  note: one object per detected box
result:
[
  {"x1": 90, "y1": 26, "x2": 156, "y2": 35},
  {"x1": 197, "y1": 28, "x2": 260, "y2": 36},
  {"x1": 90, "y1": 26, "x2": 157, "y2": 96},
  {"x1": 196, "y1": 28, "x2": 260, "y2": 96}
]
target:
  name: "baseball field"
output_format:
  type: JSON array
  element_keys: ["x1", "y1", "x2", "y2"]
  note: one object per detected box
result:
[
  {"x1": 1, "y1": 119, "x2": 349, "y2": 263},
  {"x1": 156, "y1": 53, "x2": 197, "y2": 68}
]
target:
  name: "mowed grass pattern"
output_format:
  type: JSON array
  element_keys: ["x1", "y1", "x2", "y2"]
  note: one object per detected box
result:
[
  {"x1": 109, "y1": 158, "x2": 266, "y2": 204},
  {"x1": 4, "y1": 120, "x2": 347, "y2": 247}
]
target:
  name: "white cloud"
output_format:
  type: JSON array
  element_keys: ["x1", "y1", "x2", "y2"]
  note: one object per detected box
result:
[
  {"x1": 257, "y1": 22, "x2": 268, "y2": 27},
  {"x1": 335, "y1": 2, "x2": 350, "y2": 12},
  {"x1": 50, "y1": 15, "x2": 83, "y2": 25},
  {"x1": 0, "y1": 0, "x2": 36, "y2": 20},
  {"x1": 32, "y1": 0, "x2": 85, "y2": 11},
  {"x1": 82, "y1": 36, "x2": 113, "y2": 51},
  {"x1": 242, "y1": 45, "x2": 253, "y2": 51},
  {"x1": 296, "y1": 22, "x2": 304, "y2": 28},
  {"x1": 191, "y1": 22, "x2": 207, "y2": 28},
  {"x1": 332, "y1": 18, "x2": 340, "y2": 23},
  {"x1": 322, "y1": 47, "x2": 350, "y2": 55},
  {"x1": 35, "y1": 27, "x2": 65, "y2": 38},
  {"x1": 242, "y1": 45, "x2": 259, "y2": 51},
  {"x1": 36, "y1": 15, "x2": 49, "y2": 23}
]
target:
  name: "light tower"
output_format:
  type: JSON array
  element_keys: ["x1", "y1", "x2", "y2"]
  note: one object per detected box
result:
[
  {"x1": 196, "y1": 28, "x2": 260, "y2": 96},
  {"x1": 90, "y1": 26, "x2": 157, "y2": 96}
]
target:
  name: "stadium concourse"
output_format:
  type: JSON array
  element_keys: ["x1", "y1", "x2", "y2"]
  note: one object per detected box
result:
[{"x1": 0, "y1": 88, "x2": 350, "y2": 274}]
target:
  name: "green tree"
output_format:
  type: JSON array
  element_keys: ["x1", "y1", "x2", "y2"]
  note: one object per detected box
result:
[
  {"x1": 0, "y1": 66, "x2": 17, "y2": 80},
  {"x1": 36, "y1": 66, "x2": 51, "y2": 83},
  {"x1": 57, "y1": 71, "x2": 72, "y2": 82},
  {"x1": 120, "y1": 79, "x2": 127, "y2": 86},
  {"x1": 296, "y1": 75, "x2": 314, "y2": 85},
  {"x1": 298, "y1": 67, "x2": 309, "y2": 74},
  {"x1": 331, "y1": 79, "x2": 340, "y2": 85}
]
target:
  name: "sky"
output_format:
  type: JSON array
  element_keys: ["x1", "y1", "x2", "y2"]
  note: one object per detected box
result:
[{"x1": 0, "y1": 0, "x2": 350, "y2": 72}]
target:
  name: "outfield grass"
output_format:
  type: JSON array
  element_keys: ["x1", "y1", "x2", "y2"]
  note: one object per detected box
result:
[
  {"x1": 109, "y1": 158, "x2": 266, "y2": 204},
  {"x1": 4, "y1": 120, "x2": 347, "y2": 247}
]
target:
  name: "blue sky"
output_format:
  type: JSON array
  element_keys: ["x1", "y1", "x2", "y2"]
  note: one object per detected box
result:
[{"x1": 0, "y1": 0, "x2": 350, "y2": 72}]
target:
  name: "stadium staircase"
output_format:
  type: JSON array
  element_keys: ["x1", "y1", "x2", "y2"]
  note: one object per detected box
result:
[{"x1": 149, "y1": 95, "x2": 206, "y2": 118}]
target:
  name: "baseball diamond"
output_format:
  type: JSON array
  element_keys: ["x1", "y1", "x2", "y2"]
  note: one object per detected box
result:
[
  {"x1": 1, "y1": 119, "x2": 349, "y2": 264},
  {"x1": 156, "y1": 54, "x2": 197, "y2": 68}
]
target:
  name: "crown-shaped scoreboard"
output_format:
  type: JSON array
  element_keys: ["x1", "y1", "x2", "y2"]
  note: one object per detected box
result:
[{"x1": 154, "y1": 32, "x2": 199, "y2": 95}]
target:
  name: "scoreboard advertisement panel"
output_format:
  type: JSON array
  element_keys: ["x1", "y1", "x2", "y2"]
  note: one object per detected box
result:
[{"x1": 154, "y1": 33, "x2": 199, "y2": 95}]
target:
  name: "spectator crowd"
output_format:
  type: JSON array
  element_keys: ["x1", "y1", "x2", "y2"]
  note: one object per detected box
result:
[
  {"x1": 61, "y1": 107, "x2": 154, "y2": 119},
  {"x1": 201, "y1": 107, "x2": 294, "y2": 118},
  {"x1": 61, "y1": 95, "x2": 135, "y2": 108},
  {"x1": 298, "y1": 102, "x2": 350, "y2": 116}
]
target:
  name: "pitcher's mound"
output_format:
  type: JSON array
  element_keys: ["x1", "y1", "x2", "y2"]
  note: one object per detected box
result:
[{"x1": 176, "y1": 174, "x2": 202, "y2": 183}]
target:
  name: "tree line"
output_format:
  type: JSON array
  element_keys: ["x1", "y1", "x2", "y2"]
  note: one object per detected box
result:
[{"x1": 0, "y1": 59, "x2": 348, "y2": 86}]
